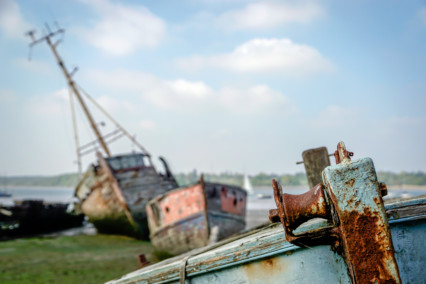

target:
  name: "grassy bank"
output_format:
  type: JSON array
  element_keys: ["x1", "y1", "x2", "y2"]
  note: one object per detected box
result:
[{"x1": 0, "y1": 234, "x2": 159, "y2": 284}]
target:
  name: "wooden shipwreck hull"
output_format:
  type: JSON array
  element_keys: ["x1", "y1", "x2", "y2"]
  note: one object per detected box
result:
[
  {"x1": 146, "y1": 180, "x2": 247, "y2": 255},
  {"x1": 75, "y1": 152, "x2": 178, "y2": 239}
]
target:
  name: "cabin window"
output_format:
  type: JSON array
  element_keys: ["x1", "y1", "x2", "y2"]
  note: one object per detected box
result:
[{"x1": 107, "y1": 155, "x2": 145, "y2": 171}]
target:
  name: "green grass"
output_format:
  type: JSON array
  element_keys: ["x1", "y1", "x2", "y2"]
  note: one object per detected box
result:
[{"x1": 0, "y1": 234, "x2": 160, "y2": 284}]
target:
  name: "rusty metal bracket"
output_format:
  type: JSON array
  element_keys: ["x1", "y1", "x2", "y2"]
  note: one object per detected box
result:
[{"x1": 269, "y1": 142, "x2": 401, "y2": 283}]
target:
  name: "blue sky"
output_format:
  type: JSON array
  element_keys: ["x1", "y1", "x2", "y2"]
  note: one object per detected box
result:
[{"x1": 0, "y1": 0, "x2": 425, "y2": 176}]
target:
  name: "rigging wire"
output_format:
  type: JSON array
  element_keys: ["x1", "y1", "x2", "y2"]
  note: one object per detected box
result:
[{"x1": 76, "y1": 84, "x2": 151, "y2": 157}]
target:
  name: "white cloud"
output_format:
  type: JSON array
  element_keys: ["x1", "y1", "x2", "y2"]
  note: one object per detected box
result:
[
  {"x1": 0, "y1": 0, "x2": 31, "y2": 39},
  {"x1": 139, "y1": 119, "x2": 156, "y2": 130},
  {"x1": 25, "y1": 88, "x2": 70, "y2": 117},
  {"x1": 79, "y1": 0, "x2": 166, "y2": 55},
  {"x1": 96, "y1": 95, "x2": 136, "y2": 114},
  {"x1": 86, "y1": 69, "x2": 293, "y2": 114},
  {"x1": 216, "y1": 85, "x2": 290, "y2": 113},
  {"x1": 176, "y1": 38, "x2": 333, "y2": 74},
  {"x1": 218, "y1": 1, "x2": 324, "y2": 30},
  {"x1": 310, "y1": 105, "x2": 361, "y2": 129}
]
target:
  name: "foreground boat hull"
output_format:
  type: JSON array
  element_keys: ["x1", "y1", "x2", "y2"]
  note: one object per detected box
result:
[
  {"x1": 147, "y1": 182, "x2": 247, "y2": 255},
  {"x1": 108, "y1": 197, "x2": 426, "y2": 284}
]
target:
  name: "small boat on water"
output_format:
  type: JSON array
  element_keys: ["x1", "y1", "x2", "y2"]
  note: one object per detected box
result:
[
  {"x1": 256, "y1": 193, "x2": 272, "y2": 199},
  {"x1": 108, "y1": 142, "x2": 425, "y2": 284},
  {"x1": 243, "y1": 174, "x2": 254, "y2": 195},
  {"x1": 146, "y1": 176, "x2": 247, "y2": 255},
  {"x1": 0, "y1": 200, "x2": 84, "y2": 238},
  {"x1": 27, "y1": 26, "x2": 178, "y2": 239}
]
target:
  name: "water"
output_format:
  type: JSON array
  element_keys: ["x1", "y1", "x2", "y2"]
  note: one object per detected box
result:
[
  {"x1": 0, "y1": 186, "x2": 75, "y2": 206},
  {"x1": 247, "y1": 186, "x2": 426, "y2": 211},
  {"x1": 1, "y1": 186, "x2": 425, "y2": 209},
  {"x1": 1, "y1": 185, "x2": 425, "y2": 235}
]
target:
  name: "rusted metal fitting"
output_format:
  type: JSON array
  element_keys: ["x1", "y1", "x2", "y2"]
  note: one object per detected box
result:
[
  {"x1": 333, "y1": 141, "x2": 354, "y2": 164},
  {"x1": 270, "y1": 141, "x2": 401, "y2": 283},
  {"x1": 379, "y1": 182, "x2": 388, "y2": 197},
  {"x1": 138, "y1": 254, "x2": 150, "y2": 268},
  {"x1": 268, "y1": 209, "x2": 280, "y2": 223},
  {"x1": 269, "y1": 182, "x2": 330, "y2": 231}
]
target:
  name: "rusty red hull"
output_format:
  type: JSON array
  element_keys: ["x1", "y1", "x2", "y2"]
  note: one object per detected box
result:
[
  {"x1": 147, "y1": 181, "x2": 247, "y2": 255},
  {"x1": 75, "y1": 153, "x2": 178, "y2": 239}
]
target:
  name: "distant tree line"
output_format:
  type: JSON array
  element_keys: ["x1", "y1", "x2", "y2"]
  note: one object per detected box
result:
[
  {"x1": 3, "y1": 174, "x2": 79, "y2": 187},
  {"x1": 2, "y1": 171, "x2": 426, "y2": 188},
  {"x1": 176, "y1": 171, "x2": 426, "y2": 188}
]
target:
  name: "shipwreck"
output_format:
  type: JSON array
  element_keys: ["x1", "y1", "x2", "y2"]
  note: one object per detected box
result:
[
  {"x1": 27, "y1": 25, "x2": 178, "y2": 239},
  {"x1": 147, "y1": 176, "x2": 247, "y2": 255}
]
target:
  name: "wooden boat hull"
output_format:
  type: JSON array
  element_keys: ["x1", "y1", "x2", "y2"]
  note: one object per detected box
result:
[
  {"x1": 75, "y1": 153, "x2": 178, "y2": 239},
  {"x1": 147, "y1": 182, "x2": 247, "y2": 255},
  {"x1": 108, "y1": 196, "x2": 426, "y2": 284},
  {"x1": 0, "y1": 200, "x2": 84, "y2": 238}
]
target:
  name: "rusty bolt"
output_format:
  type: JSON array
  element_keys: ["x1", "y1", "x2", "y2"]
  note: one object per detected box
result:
[
  {"x1": 138, "y1": 254, "x2": 150, "y2": 268},
  {"x1": 379, "y1": 182, "x2": 388, "y2": 197},
  {"x1": 269, "y1": 209, "x2": 280, "y2": 223}
]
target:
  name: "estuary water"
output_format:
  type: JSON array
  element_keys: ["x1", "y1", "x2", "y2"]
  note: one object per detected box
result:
[
  {"x1": 0, "y1": 185, "x2": 425, "y2": 233},
  {"x1": 1, "y1": 185, "x2": 425, "y2": 209}
]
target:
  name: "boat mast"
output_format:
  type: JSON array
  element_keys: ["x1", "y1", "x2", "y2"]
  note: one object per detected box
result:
[{"x1": 27, "y1": 26, "x2": 111, "y2": 159}]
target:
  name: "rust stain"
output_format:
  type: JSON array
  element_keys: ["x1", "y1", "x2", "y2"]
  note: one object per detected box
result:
[
  {"x1": 345, "y1": 178, "x2": 355, "y2": 187},
  {"x1": 341, "y1": 207, "x2": 399, "y2": 283},
  {"x1": 242, "y1": 257, "x2": 287, "y2": 281}
]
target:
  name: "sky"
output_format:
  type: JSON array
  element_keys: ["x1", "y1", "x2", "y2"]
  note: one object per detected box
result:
[{"x1": 0, "y1": 0, "x2": 425, "y2": 176}]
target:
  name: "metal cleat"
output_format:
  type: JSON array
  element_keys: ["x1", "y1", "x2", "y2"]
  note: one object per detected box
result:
[{"x1": 269, "y1": 141, "x2": 401, "y2": 283}]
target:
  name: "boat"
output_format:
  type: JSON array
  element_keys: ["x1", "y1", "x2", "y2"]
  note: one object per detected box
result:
[
  {"x1": 256, "y1": 193, "x2": 272, "y2": 199},
  {"x1": 74, "y1": 153, "x2": 178, "y2": 238},
  {"x1": 146, "y1": 176, "x2": 247, "y2": 255},
  {"x1": 243, "y1": 174, "x2": 254, "y2": 195},
  {"x1": 0, "y1": 199, "x2": 84, "y2": 238},
  {"x1": 108, "y1": 142, "x2": 425, "y2": 284},
  {"x1": 27, "y1": 26, "x2": 178, "y2": 239}
]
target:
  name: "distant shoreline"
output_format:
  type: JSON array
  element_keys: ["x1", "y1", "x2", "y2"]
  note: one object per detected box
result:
[{"x1": 1, "y1": 186, "x2": 73, "y2": 190}]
